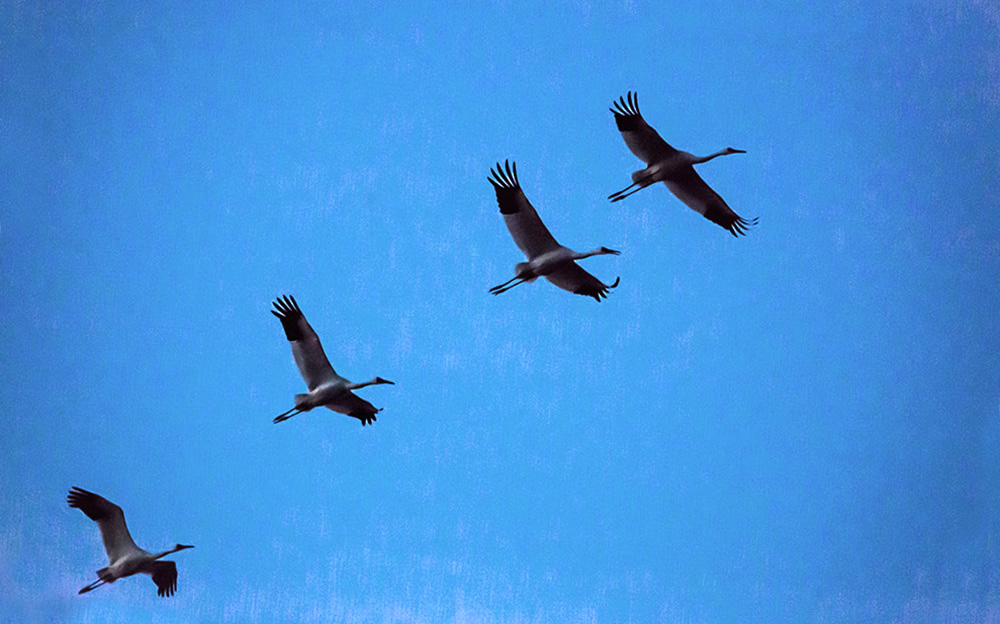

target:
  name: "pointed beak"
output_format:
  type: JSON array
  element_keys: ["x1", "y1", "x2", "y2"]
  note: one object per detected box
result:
[{"x1": 377, "y1": 377, "x2": 395, "y2": 385}]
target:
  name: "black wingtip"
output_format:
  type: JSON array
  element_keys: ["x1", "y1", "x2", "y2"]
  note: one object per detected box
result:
[
  {"x1": 728, "y1": 215, "x2": 759, "y2": 237},
  {"x1": 489, "y1": 160, "x2": 523, "y2": 215},
  {"x1": 576, "y1": 276, "x2": 621, "y2": 302},
  {"x1": 488, "y1": 160, "x2": 518, "y2": 188},
  {"x1": 67, "y1": 486, "x2": 88, "y2": 508},
  {"x1": 272, "y1": 295, "x2": 305, "y2": 341},
  {"x1": 611, "y1": 91, "x2": 644, "y2": 131}
]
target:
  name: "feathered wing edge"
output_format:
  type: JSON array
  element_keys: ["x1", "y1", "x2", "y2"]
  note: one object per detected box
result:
[
  {"x1": 487, "y1": 160, "x2": 525, "y2": 216},
  {"x1": 67, "y1": 487, "x2": 138, "y2": 562},
  {"x1": 610, "y1": 91, "x2": 675, "y2": 164},
  {"x1": 576, "y1": 275, "x2": 621, "y2": 302},
  {"x1": 67, "y1": 487, "x2": 122, "y2": 523},
  {"x1": 487, "y1": 160, "x2": 561, "y2": 258},
  {"x1": 151, "y1": 560, "x2": 178, "y2": 597},
  {"x1": 326, "y1": 391, "x2": 382, "y2": 426},
  {"x1": 610, "y1": 90, "x2": 647, "y2": 132},
  {"x1": 271, "y1": 295, "x2": 311, "y2": 342},
  {"x1": 544, "y1": 264, "x2": 621, "y2": 302},
  {"x1": 664, "y1": 171, "x2": 759, "y2": 237},
  {"x1": 271, "y1": 295, "x2": 337, "y2": 390}
]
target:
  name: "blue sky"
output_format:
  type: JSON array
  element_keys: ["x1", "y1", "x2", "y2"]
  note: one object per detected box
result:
[{"x1": 1, "y1": 1, "x2": 999, "y2": 623}]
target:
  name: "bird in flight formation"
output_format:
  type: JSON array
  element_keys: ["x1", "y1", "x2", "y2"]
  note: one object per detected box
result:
[
  {"x1": 488, "y1": 160, "x2": 621, "y2": 302},
  {"x1": 68, "y1": 91, "x2": 757, "y2": 601},
  {"x1": 487, "y1": 91, "x2": 755, "y2": 301},
  {"x1": 271, "y1": 295, "x2": 394, "y2": 426},
  {"x1": 68, "y1": 487, "x2": 193, "y2": 597},
  {"x1": 608, "y1": 91, "x2": 757, "y2": 237}
]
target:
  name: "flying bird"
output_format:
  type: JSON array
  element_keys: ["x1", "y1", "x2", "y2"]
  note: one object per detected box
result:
[
  {"x1": 271, "y1": 295, "x2": 394, "y2": 426},
  {"x1": 609, "y1": 91, "x2": 757, "y2": 236},
  {"x1": 488, "y1": 160, "x2": 620, "y2": 302},
  {"x1": 67, "y1": 487, "x2": 193, "y2": 597}
]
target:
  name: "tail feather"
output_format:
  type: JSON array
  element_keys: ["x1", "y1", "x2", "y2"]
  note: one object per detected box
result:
[
  {"x1": 515, "y1": 263, "x2": 537, "y2": 282},
  {"x1": 631, "y1": 167, "x2": 656, "y2": 185}
]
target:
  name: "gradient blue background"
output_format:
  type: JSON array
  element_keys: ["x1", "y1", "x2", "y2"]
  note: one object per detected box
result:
[{"x1": 2, "y1": 2, "x2": 999, "y2": 622}]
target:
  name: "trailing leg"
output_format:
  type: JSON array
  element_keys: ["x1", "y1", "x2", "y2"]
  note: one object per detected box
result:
[
  {"x1": 273, "y1": 407, "x2": 301, "y2": 424},
  {"x1": 78, "y1": 578, "x2": 107, "y2": 594},
  {"x1": 491, "y1": 278, "x2": 529, "y2": 295}
]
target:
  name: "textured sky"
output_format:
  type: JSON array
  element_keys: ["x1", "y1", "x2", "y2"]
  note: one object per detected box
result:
[{"x1": 2, "y1": 2, "x2": 999, "y2": 623}]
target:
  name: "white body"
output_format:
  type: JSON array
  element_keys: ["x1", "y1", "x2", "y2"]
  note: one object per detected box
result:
[
  {"x1": 609, "y1": 91, "x2": 757, "y2": 237},
  {"x1": 488, "y1": 160, "x2": 620, "y2": 301},
  {"x1": 68, "y1": 487, "x2": 193, "y2": 597},
  {"x1": 271, "y1": 295, "x2": 394, "y2": 426}
]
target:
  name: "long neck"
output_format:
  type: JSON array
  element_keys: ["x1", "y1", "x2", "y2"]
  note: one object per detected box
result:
[
  {"x1": 348, "y1": 378, "x2": 382, "y2": 390},
  {"x1": 574, "y1": 248, "x2": 607, "y2": 260},
  {"x1": 692, "y1": 149, "x2": 733, "y2": 165},
  {"x1": 150, "y1": 545, "x2": 185, "y2": 561}
]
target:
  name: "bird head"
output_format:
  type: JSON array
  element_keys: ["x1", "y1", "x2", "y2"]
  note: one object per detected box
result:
[
  {"x1": 600, "y1": 247, "x2": 622, "y2": 256},
  {"x1": 175, "y1": 544, "x2": 195, "y2": 551},
  {"x1": 726, "y1": 147, "x2": 746, "y2": 154},
  {"x1": 374, "y1": 377, "x2": 395, "y2": 385}
]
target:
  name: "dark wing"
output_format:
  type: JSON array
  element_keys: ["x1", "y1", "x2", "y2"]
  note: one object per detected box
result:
[
  {"x1": 150, "y1": 560, "x2": 178, "y2": 597},
  {"x1": 271, "y1": 295, "x2": 337, "y2": 390},
  {"x1": 663, "y1": 168, "x2": 757, "y2": 237},
  {"x1": 610, "y1": 91, "x2": 678, "y2": 165},
  {"x1": 544, "y1": 264, "x2": 620, "y2": 302},
  {"x1": 488, "y1": 160, "x2": 562, "y2": 259},
  {"x1": 68, "y1": 487, "x2": 141, "y2": 563},
  {"x1": 325, "y1": 391, "x2": 381, "y2": 426}
]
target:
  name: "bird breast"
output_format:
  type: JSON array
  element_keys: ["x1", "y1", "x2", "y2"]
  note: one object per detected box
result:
[
  {"x1": 641, "y1": 156, "x2": 691, "y2": 183},
  {"x1": 109, "y1": 555, "x2": 147, "y2": 579},
  {"x1": 311, "y1": 382, "x2": 350, "y2": 405},
  {"x1": 529, "y1": 248, "x2": 573, "y2": 274}
]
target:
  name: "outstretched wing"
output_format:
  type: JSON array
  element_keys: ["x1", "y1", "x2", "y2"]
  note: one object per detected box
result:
[
  {"x1": 271, "y1": 295, "x2": 337, "y2": 390},
  {"x1": 544, "y1": 264, "x2": 620, "y2": 302},
  {"x1": 150, "y1": 560, "x2": 179, "y2": 597},
  {"x1": 325, "y1": 392, "x2": 381, "y2": 426},
  {"x1": 610, "y1": 91, "x2": 678, "y2": 165},
  {"x1": 488, "y1": 160, "x2": 561, "y2": 259},
  {"x1": 663, "y1": 169, "x2": 758, "y2": 237},
  {"x1": 67, "y1": 487, "x2": 142, "y2": 563}
]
